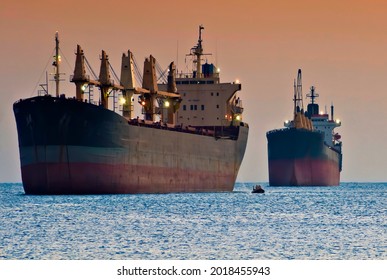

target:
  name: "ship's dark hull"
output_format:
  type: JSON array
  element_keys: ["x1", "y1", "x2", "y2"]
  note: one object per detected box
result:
[
  {"x1": 13, "y1": 96, "x2": 248, "y2": 194},
  {"x1": 267, "y1": 128, "x2": 342, "y2": 186}
]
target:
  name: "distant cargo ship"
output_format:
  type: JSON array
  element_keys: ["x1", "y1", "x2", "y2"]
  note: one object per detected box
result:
[
  {"x1": 266, "y1": 69, "x2": 342, "y2": 186},
  {"x1": 13, "y1": 26, "x2": 248, "y2": 194}
]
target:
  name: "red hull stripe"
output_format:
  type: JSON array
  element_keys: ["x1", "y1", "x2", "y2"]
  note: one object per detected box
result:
[
  {"x1": 21, "y1": 162, "x2": 235, "y2": 194},
  {"x1": 269, "y1": 158, "x2": 340, "y2": 186}
]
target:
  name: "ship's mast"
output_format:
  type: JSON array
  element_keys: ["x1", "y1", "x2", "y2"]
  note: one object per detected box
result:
[
  {"x1": 54, "y1": 32, "x2": 60, "y2": 97},
  {"x1": 306, "y1": 85, "x2": 319, "y2": 104},
  {"x1": 293, "y1": 69, "x2": 304, "y2": 114},
  {"x1": 188, "y1": 25, "x2": 208, "y2": 78},
  {"x1": 195, "y1": 25, "x2": 204, "y2": 76},
  {"x1": 292, "y1": 69, "x2": 313, "y2": 130},
  {"x1": 305, "y1": 85, "x2": 320, "y2": 117}
]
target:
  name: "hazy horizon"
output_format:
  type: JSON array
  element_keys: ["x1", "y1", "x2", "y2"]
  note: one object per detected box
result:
[{"x1": 1, "y1": 0, "x2": 387, "y2": 183}]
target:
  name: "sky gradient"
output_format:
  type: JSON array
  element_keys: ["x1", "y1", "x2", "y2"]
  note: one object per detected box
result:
[{"x1": 1, "y1": 0, "x2": 386, "y2": 182}]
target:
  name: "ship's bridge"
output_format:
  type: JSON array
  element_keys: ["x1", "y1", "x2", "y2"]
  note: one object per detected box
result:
[
  {"x1": 176, "y1": 62, "x2": 220, "y2": 83},
  {"x1": 159, "y1": 77, "x2": 242, "y2": 128},
  {"x1": 176, "y1": 75, "x2": 219, "y2": 85}
]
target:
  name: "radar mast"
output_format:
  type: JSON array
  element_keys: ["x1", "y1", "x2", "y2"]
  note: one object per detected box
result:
[
  {"x1": 54, "y1": 32, "x2": 60, "y2": 97},
  {"x1": 187, "y1": 25, "x2": 211, "y2": 78}
]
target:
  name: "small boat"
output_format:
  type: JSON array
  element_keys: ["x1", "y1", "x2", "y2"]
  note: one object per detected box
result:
[{"x1": 252, "y1": 185, "x2": 265, "y2": 193}]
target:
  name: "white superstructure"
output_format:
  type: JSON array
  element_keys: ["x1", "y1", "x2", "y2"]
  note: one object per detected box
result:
[
  {"x1": 159, "y1": 25, "x2": 244, "y2": 128},
  {"x1": 305, "y1": 86, "x2": 341, "y2": 149}
]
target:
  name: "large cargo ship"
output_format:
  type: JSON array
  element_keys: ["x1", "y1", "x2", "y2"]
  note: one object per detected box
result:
[
  {"x1": 13, "y1": 26, "x2": 248, "y2": 194},
  {"x1": 266, "y1": 69, "x2": 342, "y2": 186}
]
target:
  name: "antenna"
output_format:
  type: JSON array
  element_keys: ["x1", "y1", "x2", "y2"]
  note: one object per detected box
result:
[
  {"x1": 215, "y1": 38, "x2": 218, "y2": 68},
  {"x1": 176, "y1": 40, "x2": 179, "y2": 74}
]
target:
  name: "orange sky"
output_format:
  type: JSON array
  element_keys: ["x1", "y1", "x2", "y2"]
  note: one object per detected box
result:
[{"x1": 1, "y1": 0, "x2": 387, "y2": 182}]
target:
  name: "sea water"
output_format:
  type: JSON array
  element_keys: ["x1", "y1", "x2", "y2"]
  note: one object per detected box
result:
[{"x1": 0, "y1": 183, "x2": 386, "y2": 260}]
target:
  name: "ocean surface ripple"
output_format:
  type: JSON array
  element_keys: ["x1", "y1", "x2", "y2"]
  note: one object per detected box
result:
[{"x1": 0, "y1": 183, "x2": 386, "y2": 260}]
